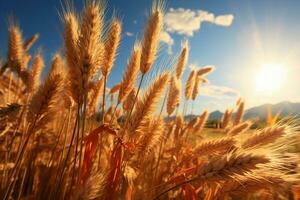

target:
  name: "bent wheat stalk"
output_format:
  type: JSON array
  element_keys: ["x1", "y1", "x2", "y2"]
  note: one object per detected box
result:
[
  {"x1": 242, "y1": 126, "x2": 286, "y2": 149},
  {"x1": 153, "y1": 152, "x2": 269, "y2": 199}
]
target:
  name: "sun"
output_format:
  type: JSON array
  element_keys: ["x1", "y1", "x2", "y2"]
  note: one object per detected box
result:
[{"x1": 255, "y1": 63, "x2": 287, "y2": 94}]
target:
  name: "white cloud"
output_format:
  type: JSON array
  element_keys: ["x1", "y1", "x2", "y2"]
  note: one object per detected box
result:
[
  {"x1": 215, "y1": 15, "x2": 234, "y2": 26},
  {"x1": 164, "y1": 8, "x2": 234, "y2": 36},
  {"x1": 164, "y1": 8, "x2": 208, "y2": 36},
  {"x1": 125, "y1": 32, "x2": 134, "y2": 37},
  {"x1": 201, "y1": 85, "x2": 240, "y2": 99},
  {"x1": 159, "y1": 31, "x2": 174, "y2": 54}
]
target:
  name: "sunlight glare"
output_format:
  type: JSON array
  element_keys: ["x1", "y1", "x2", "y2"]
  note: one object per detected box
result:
[{"x1": 255, "y1": 63, "x2": 287, "y2": 94}]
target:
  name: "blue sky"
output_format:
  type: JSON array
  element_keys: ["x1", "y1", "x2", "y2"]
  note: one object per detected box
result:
[{"x1": 1, "y1": 0, "x2": 300, "y2": 113}]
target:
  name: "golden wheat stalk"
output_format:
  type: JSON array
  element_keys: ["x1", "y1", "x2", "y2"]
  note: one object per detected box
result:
[
  {"x1": 78, "y1": 2, "x2": 104, "y2": 88},
  {"x1": 193, "y1": 110, "x2": 209, "y2": 133},
  {"x1": 110, "y1": 84, "x2": 121, "y2": 95},
  {"x1": 123, "y1": 4, "x2": 164, "y2": 127},
  {"x1": 118, "y1": 44, "x2": 141, "y2": 104},
  {"x1": 241, "y1": 126, "x2": 286, "y2": 149},
  {"x1": 137, "y1": 118, "x2": 165, "y2": 156},
  {"x1": 48, "y1": 54, "x2": 63, "y2": 77},
  {"x1": 132, "y1": 72, "x2": 170, "y2": 131},
  {"x1": 192, "y1": 75, "x2": 201, "y2": 100},
  {"x1": 154, "y1": 152, "x2": 269, "y2": 199},
  {"x1": 7, "y1": 24, "x2": 25, "y2": 73},
  {"x1": 235, "y1": 101, "x2": 244, "y2": 125},
  {"x1": 6, "y1": 24, "x2": 30, "y2": 86},
  {"x1": 140, "y1": 6, "x2": 163, "y2": 75},
  {"x1": 76, "y1": 4, "x2": 104, "y2": 176},
  {"x1": 23, "y1": 33, "x2": 39, "y2": 51},
  {"x1": 27, "y1": 72, "x2": 64, "y2": 129},
  {"x1": 185, "y1": 70, "x2": 196, "y2": 100},
  {"x1": 63, "y1": 11, "x2": 78, "y2": 65},
  {"x1": 227, "y1": 121, "x2": 251, "y2": 137},
  {"x1": 198, "y1": 152, "x2": 270, "y2": 180},
  {"x1": 63, "y1": 12, "x2": 81, "y2": 102},
  {"x1": 28, "y1": 53, "x2": 44, "y2": 93},
  {"x1": 123, "y1": 87, "x2": 137, "y2": 112},
  {"x1": 175, "y1": 41, "x2": 189, "y2": 79},
  {"x1": 102, "y1": 17, "x2": 122, "y2": 76},
  {"x1": 197, "y1": 65, "x2": 215, "y2": 76},
  {"x1": 222, "y1": 109, "x2": 233, "y2": 129},
  {"x1": 4, "y1": 69, "x2": 64, "y2": 199},
  {"x1": 193, "y1": 137, "x2": 235, "y2": 156},
  {"x1": 166, "y1": 76, "x2": 181, "y2": 115}
]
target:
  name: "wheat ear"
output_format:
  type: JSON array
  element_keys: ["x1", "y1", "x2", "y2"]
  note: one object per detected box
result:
[
  {"x1": 137, "y1": 118, "x2": 165, "y2": 157},
  {"x1": 227, "y1": 121, "x2": 251, "y2": 137},
  {"x1": 222, "y1": 109, "x2": 233, "y2": 129},
  {"x1": 7, "y1": 25, "x2": 25, "y2": 74},
  {"x1": 102, "y1": 17, "x2": 122, "y2": 76},
  {"x1": 78, "y1": 1, "x2": 104, "y2": 88},
  {"x1": 63, "y1": 12, "x2": 81, "y2": 102},
  {"x1": 197, "y1": 65, "x2": 215, "y2": 76},
  {"x1": 118, "y1": 43, "x2": 141, "y2": 104},
  {"x1": 193, "y1": 110, "x2": 209, "y2": 133},
  {"x1": 123, "y1": 87, "x2": 137, "y2": 112},
  {"x1": 24, "y1": 33, "x2": 39, "y2": 51},
  {"x1": 194, "y1": 137, "x2": 235, "y2": 156},
  {"x1": 166, "y1": 76, "x2": 181, "y2": 115},
  {"x1": 140, "y1": 7, "x2": 163, "y2": 74},
  {"x1": 154, "y1": 152, "x2": 269, "y2": 199},
  {"x1": 27, "y1": 72, "x2": 63, "y2": 130},
  {"x1": 48, "y1": 54, "x2": 63, "y2": 76},
  {"x1": 175, "y1": 41, "x2": 189, "y2": 79},
  {"x1": 242, "y1": 126, "x2": 286, "y2": 149},
  {"x1": 28, "y1": 53, "x2": 44, "y2": 93},
  {"x1": 109, "y1": 84, "x2": 121, "y2": 95},
  {"x1": 192, "y1": 74, "x2": 201, "y2": 100},
  {"x1": 235, "y1": 101, "x2": 244, "y2": 125},
  {"x1": 185, "y1": 70, "x2": 196, "y2": 100},
  {"x1": 132, "y1": 73, "x2": 170, "y2": 131}
]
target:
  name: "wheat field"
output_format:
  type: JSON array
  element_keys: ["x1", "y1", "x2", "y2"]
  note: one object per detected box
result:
[{"x1": 0, "y1": 1, "x2": 300, "y2": 200}]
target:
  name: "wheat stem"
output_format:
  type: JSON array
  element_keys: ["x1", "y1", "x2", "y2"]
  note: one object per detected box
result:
[
  {"x1": 102, "y1": 75, "x2": 107, "y2": 122},
  {"x1": 123, "y1": 74, "x2": 145, "y2": 131},
  {"x1": 54, "y1": 111, "x2": 79, "y2": 199}
]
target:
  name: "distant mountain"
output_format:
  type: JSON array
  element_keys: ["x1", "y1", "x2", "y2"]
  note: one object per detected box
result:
[
  {"x1": 209, "y1": 101, "x2": 300, "y2": 121},
  {"x1": 209, "y1": 110, "x2": 223, "y2": 121}
]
